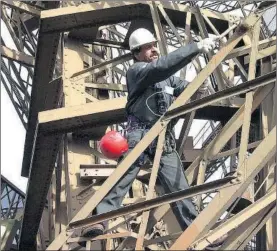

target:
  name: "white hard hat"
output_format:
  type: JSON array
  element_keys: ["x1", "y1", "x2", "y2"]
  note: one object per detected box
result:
[{"x1": 129, "y1": 28, "x2": 157, "y2": 51}]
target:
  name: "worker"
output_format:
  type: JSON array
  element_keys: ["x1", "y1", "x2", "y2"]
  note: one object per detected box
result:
[{"x1": 79, "y1": 28, "x2": 218, "y2": 246}]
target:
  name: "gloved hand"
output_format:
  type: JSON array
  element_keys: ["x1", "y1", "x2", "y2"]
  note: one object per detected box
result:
[{"x1": 197, "y1": 36, "x2": 219, "y2": 53}]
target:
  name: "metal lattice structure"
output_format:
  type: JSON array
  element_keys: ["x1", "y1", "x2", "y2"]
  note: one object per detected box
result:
[
  {"x1": 1, "y1": 175, "x2": 25, "y2": 250},
  {"x1": 1, "y1": 1, "x2": 276, "y2": 250}
]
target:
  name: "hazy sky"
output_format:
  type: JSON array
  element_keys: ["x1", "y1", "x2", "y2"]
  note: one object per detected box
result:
[
  {"x1": 1, "y1": 84, "x2": 28, "y2": 192},
  {"x1": 1, "y1": 12, "x2": 29, "y2": 192}
]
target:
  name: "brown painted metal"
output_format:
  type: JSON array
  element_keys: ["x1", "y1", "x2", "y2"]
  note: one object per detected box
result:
[{"x1": 6, "y1": 2, "x2": 274, "y2": 250}]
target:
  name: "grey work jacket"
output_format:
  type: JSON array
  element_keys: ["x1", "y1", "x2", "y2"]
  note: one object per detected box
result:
[{"x1": 126, "y1": 43, "x2": 200, "y2": 125}]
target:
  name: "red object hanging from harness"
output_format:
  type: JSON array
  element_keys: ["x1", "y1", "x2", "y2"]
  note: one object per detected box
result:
[{"x1": 99, "y1": 131, "x2": 129, "y2": 159}]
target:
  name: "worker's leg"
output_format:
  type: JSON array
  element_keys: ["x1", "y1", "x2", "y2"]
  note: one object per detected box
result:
[
  {"x1": 96, "y1": 128, "x2": 146, "y2": 214},
  {"x1": 158, "y1": 150, "x2": 198, "y2": 230},
  {"x1": 79, "y1": 129, "x2": 146, "y2": 246}
]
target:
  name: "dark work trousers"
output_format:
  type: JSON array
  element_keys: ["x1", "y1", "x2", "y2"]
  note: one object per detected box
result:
[{"x1": 96, "y1": 128, "x2": 198, "y2": 230}]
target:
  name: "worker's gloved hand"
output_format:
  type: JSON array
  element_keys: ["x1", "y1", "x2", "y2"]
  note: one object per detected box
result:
[{"x1": 197, "y1": 36, "x2": 219, "y2": 53}]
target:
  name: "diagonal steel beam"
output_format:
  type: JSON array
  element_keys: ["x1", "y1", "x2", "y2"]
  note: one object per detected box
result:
[
  {"x1": 170, "y1": 125, "x2": 276, "y2": 250},
  {"x1": 222, "y1": 204, "x2": 276, "y2": 250},
  {"x1": 68, "y1": 176, "x2": 236, "y2": 230},
  {"x1": 237, "y1": 206, "x2": 276, "y2": 250},
  {"x1": 70, "y1": 53, "x2": 132, "y2": 81},
  {"x1": 79, "y1": 45, "x2": 126, "y2": 76},
  {"x1": 164, "y1": 71, "x2": 275, "y2": 121},
  {"x1": 193, "y1": 187, "x2": 276, "y2": 249},
  {"x1": 1, "y1": 45, "x2": 35, "y2": 67},
  {"x1": 85, "y1": 82, "x2": 127, "y2": 92},
  {"x1": 1, "y1": 1, "x2": 41, "y2": 16},
  {"x1": 226, "y1": 36, "x2": 276, "y2": 60},
  {"x1": 1, "y1": 66, "x2": 29, "y2": 128},
  {"x1": 185, "y1": 84, "x2": 274, "y2": 185}
]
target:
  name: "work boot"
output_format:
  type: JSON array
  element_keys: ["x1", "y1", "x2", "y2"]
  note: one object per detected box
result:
[{"x1": 78, "y1": 223, "x2": 105, "y2": 247}]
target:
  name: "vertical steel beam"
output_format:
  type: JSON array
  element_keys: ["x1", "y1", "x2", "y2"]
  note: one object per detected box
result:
[
  {"x1": 260, "y1": 57, "x2": 277, "y2": 251},
  {"x1": 237, "y1": 19, "x2": 260, "y2": 175},
  {"x1": 63, "y1": 38, "x2": 97, "y2": 220},
  {"x1": 63, "y1": 38, "x2": 105, "y2": 250},
  {"x1": 257, "y1": 56, "x2": 275, "y2": 250},
  {"x1": 194, "y1": 7, "x2": 226, "y2": 91},
  {"x1": 60, "y1": 138, "x2": 69, "y2": 232},
  {"x1": 149, "y1": 1, "x2": 168, "y2": 56},
  {"x1": 182, "y1": 10, "x2": 193, "y2": 77}
]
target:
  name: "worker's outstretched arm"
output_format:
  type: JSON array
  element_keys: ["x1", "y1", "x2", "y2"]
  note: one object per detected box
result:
[
  {"x1": 127, "y1": 43, "x2": 199, "y2": 99},
  {"x1": 127, "y1": 37, "x2": 218, "y2": 99}
]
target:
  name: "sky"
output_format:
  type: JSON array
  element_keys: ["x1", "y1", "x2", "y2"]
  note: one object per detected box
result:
[
  {"x1": 1, "y1": 11, "x2": 29, "y2": 192},
  {"x1": 1, "y1": 84, "x2": 28, "y2": 192}
]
